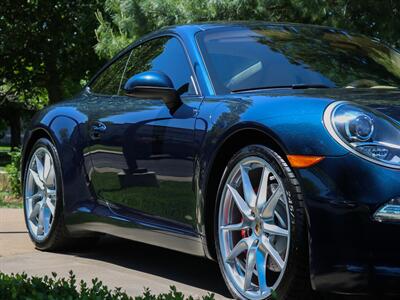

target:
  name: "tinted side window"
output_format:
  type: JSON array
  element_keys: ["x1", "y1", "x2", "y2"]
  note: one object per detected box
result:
[
  {"x1": 122, "y1": 37, "x2": 196, "y2": 95},
  {"x1": 90, "y1": 52, "x2": 130, "y2": 95}
]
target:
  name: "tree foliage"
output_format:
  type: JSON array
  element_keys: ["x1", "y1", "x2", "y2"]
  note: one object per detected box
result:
[
  {"x1": 0, "y1": 0, "x2": 106, "y2": 146},
  {"x1": 95, "y1": 0, "x2": 400, "y2": 59},
  {"x1": 0, "y1": 0, "x2": 105, "y2": 105},
  {"x1": 1, "y1": 0, "x2": 399, "y2": 148}
]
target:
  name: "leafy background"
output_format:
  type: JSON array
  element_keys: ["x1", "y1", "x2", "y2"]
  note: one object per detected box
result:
[
  {"x1": 0, "y1": 1, "x2": 399, "y2": 296},
  {"x1": 1, "y1": 0, "x2": 399, "y2": 149}
]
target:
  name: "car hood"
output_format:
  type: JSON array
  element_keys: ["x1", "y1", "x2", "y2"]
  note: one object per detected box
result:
[
  {"x1": 305, "y1": 88, "x2": 400, "y2": 121},
  {"x1": 243, "y1": 88, "x2": 400, "y2": 121}
]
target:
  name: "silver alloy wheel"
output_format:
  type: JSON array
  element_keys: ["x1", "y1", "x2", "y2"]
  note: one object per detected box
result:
[
  {"x1": 25, "y1": 147, "x2": 57, "y2": 241},
  {"x1": 218, "y1": 156, "x2": 290, "y2": 300}
]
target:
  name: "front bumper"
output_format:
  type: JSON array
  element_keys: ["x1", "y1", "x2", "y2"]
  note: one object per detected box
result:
[{"x1": 297, "y1": 153, "x2": 400, "y2": 295}]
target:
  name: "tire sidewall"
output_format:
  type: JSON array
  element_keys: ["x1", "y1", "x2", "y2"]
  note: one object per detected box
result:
[
  {"x1": 214, "y1": 144, "x2": 307, "y2": 300},
  {"x1": 23, "y1": 137, "x2": 65, "y2": 249}
]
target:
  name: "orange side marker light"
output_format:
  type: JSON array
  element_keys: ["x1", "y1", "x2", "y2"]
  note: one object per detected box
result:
[{"x1": 287, "y1": 155, "x2": 325, "y2": 168}]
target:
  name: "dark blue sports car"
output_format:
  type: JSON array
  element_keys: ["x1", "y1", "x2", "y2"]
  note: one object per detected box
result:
[{"x1": 22, "y1": 22, "x2": 400, "y2": 299}]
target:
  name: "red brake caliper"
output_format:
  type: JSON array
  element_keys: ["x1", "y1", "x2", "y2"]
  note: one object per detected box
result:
[
  {"x1": 240, "y1": 184, "x2": 260, "y2": 239},
  {"x1": 241, "y1": 217, "x2": 251, "y2": 239},
  {"x1": 241, "y1": 216, "x2": 247, "y2": 239}
]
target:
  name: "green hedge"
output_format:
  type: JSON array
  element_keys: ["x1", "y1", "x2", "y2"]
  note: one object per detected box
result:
[
  {"x1": 5, "y1": 149, "x2": 21, "y2": 196},
  {"x1": 0, "y1": 271, "x2": 215, "y2": 300}
]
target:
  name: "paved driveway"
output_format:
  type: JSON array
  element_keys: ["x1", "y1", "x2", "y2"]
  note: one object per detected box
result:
[
  {"x1": 0, "y1": 209, "x2": 230, "y2": 299},
  {"x1": 0, "y1": 208, "x2": 389, "y2": 300}
]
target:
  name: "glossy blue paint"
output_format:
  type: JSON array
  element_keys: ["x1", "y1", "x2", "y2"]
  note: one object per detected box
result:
[
  {"x1": 22, "y1": 22, "x2": 400, "y2": 296},
  {"x1": 124, "y1": 71, "x2": 174, "y2": 91},
  {"x1": 298, "y1": 152, "x2": 400, "y2": 294},
  {"x1": 123, "y1": 71, "x2": 184, "y2": 112}
]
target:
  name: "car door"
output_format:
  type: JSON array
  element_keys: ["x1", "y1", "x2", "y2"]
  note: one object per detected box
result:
[
  {"x1": 80, "y1": 49, "x2": 132, "y2": 195},
  {"x1": 86, "y1": 36, "x2": 202, "y2": 230}
]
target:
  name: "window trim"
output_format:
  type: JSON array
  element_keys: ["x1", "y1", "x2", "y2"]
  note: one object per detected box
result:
[
  {"x1": 194, "y1": 31, "x2": 217, "y2": 96},
  {"x1": 87, "y1": 32, "x2": 202, "y2": 97},
  {"x1": 87, "y1": 50, "x2": 131, "y2": 96}
]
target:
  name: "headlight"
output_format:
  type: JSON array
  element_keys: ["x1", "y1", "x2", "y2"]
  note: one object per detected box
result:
[{"x1": 324, "y1": 101, "x2": 400, "y2": 168}]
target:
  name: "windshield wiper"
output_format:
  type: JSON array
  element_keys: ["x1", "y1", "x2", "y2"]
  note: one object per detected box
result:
[
  {"x1": 291, "y1": 84, "x2": 331, "y2": 89},
  {"x1": 231, "y1": 84, "x2": 332, "y2": 93}
]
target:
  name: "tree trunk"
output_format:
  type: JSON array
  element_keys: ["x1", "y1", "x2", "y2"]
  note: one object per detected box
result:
[
  {"x1": 45, "y1": 57, "x2": 63, "y2": 104},
  {"x1": 9, "y1": 111, "x2": 21, "y2": 149},
  {"x1": 46, "y1": 80, "x2": 63, "y2": 105}
]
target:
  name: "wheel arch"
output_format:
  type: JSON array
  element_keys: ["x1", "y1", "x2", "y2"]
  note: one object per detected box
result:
[
  {"x1": 22, "y1": 115, "x2": 87, "y2": 213},
  {"x1": 21, "y1": 127, "x2": 57, "y2": 187},
  {"x1": 202, "y1": 126, "x2": 290, "y2": 259}
]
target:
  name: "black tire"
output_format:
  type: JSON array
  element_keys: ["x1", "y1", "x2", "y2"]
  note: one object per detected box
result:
[
  {"x1": 214, "y1": 144, "x2": 311, "y2": 300},
  {"x1": 23, "y1": 138, "x2": 97, "y2": 251}
]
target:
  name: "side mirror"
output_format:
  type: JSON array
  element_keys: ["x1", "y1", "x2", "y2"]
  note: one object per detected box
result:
[{"x1": 123, "y1": 71, "x2": 182, "y2": 111}]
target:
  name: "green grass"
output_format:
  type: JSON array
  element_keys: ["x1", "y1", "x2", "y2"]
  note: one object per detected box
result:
[{"x1": 0, "y1": 146, "x2": 11, "y2": 152}]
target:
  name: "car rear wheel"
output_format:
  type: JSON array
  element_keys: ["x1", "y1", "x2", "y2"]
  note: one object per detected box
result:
[
  {"x1": 215, "y1": 145, "x2": 310, "y2": 300},
  {"x1": 23, "y1": 138, "x2": 84, "y2": 250}
]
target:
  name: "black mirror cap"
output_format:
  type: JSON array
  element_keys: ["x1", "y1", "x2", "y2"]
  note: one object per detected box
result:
[{"x1": 123, "y1": 71, "x2": 182, "y2": 112}]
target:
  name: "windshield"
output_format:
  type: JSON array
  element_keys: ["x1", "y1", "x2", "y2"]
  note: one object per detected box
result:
[{"x1": 196, "y1": 25, "x2": 400, "y2": 94}]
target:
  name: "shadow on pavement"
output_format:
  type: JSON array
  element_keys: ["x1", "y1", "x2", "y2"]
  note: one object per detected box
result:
[
  {"x1": 69, "y1": 236, "x2": 232, "y2": 298},
  {"x1": 67, "y1": 236, "x2": 395, "y2": 300}
]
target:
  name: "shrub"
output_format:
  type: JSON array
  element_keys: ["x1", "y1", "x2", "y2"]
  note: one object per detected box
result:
[
  {"x1": 5, "y1": 149, "x2": 21, "y2": 196},
  {"x1": 0, "y1": 271, "x2": 216, "y2": 300}
]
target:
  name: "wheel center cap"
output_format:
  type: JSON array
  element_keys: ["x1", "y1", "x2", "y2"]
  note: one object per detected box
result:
[{"x1": 254, "y1": 220, "x2": 262, "y2": 236}]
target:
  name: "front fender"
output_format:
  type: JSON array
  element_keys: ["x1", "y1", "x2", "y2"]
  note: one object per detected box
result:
[
  {"x1": 194, "y1": 95, "x2": 349, "y2": 257},
  {"x1": 22, "y1": 114, "x2": 93, "y2": 217},
  {"x1": 49, "y1": 116, "x2": 93, "y2": 215},
  {"x1": 197, "y1": 95, "x2": 349, "y2": 201},
  {"x1": 210, "y1": 95, "x2": 349, "y2": 157}
]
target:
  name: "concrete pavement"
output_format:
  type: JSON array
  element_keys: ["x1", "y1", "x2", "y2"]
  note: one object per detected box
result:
[
  {"x1": 0, "y1": 208, "x2": 387, "y2": 300},
  {"x1": 0, "y1": 208, "x2": 34, "y2": 256},
  {"x1": 0, "y1": 208, "x2": 231, "y2": 299}
]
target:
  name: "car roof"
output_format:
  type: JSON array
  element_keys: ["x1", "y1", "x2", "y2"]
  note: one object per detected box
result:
[
  {"x1": 143, "y1": 21, "x2": 360, "y2": 45},
  {"x1": 160, "y1": 21, "x2": 348, "y2": 34}
]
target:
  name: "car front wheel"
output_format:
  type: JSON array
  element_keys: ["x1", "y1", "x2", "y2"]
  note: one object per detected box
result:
[
  {"x1": 23, "y1": 138, "x2": 72, "y2": 250},
  {"x1": 215, "y1": 145, "x2": 310, "y2": 300}
]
